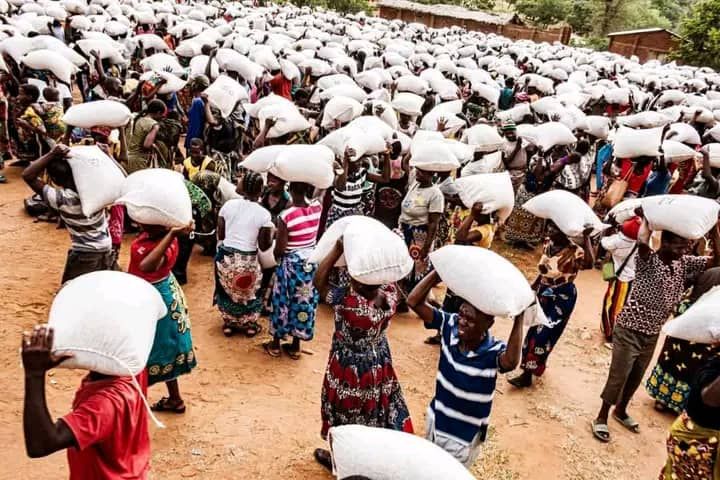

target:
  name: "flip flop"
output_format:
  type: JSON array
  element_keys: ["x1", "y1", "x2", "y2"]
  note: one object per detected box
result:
[
  {"x1": 313, "y1": 448, "x2": 333, "y2": 472},
  {"x1": 591, "y1": 420, "x2": 610, "y2": 443},
  {"x1": 243, "y1": 323, "x2": 263, "y2": 338},
  {"x1": 151, "y1": 397, "x2": 186, "y2": 414},
  {"x1": 262, "y1": 341, "x2": 281, "y2": 357},
  {"x1": 612, "y1": 412, "x2": 640, "y2": 433},
  {"x1": 281, "y1": 343, "x2": 301, "y2": 360}
]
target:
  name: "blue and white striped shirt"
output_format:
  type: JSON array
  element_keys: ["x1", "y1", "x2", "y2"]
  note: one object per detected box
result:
[{"x1": 426, "y1": 308, "x2": 507, "y2": 445}]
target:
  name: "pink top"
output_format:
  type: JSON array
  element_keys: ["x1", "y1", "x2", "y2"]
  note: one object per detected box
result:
[{"x1": 280, "y1": 202, "x2": 323, "y2": 251}]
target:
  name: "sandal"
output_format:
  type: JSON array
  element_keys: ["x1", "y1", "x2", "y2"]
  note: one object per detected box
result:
[
  {"x1": 151, "y1": 397, "x2": 186, "y2": 414},
  {"x1": 591, "y1": 420, "x2": 610, "y2": 443},
  {"x1": 243, "y1": 322, "x2": 263, "y2": 338},
  {"x1": 612, "y1": 412, "x2": 640, "y2": 433},
  {"x1": 424, "y1": 333, "x2": 442, "y2": 345},
  {"x1": 313, "y1": 448, "x2": 333, "y2": 472},
  {"x1": 282, "y1": 343, "x2": 301, "y2": 360},
  {"x1": 263, "y1": 341, "x2": 281, "y2": 357},
  {"x1": 223, "y1": 326, "x2": 234, "y2": 337}
]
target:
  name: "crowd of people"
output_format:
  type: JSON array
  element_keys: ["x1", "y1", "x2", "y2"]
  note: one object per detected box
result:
[{"x1": 9, "y1": 1, "x2": 720, "y2": 479}]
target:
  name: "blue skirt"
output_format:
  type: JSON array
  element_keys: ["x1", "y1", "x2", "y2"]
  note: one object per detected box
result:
[
  {"x1": 270, "y1": 250, "x2": 319, "y2": 341},
  {"x1": 147, "y1": 274, "x2": 197, "y2": 385}
]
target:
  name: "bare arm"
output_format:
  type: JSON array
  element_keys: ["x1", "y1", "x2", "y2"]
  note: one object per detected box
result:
[
  {"x1": 702, "y1": 375, "x2": 720, "y2": 408},
  {"x1": 217, "y1": 216, "x2": 225, "y2": 243},
  {"x1": 421, "y1": 212, "x2": 441, "y2": 258},
  {"x1": 313, "y1": 240, "x2": 343, "y2": 301},
  {"x1": 407, "y1": 269, "x2": 442, "y2": 324},
  {"x1": 273, "y1": 218, "x2": 288, "y2": 261},
  {"x1": 257, "y1": 226, "x2": 272, "y2": 252},
  {"x1": 22, "y1": 145, "x2": 68, "y2": 194},
  {"x1": 117, "y1": 125, "x2": 128, "y2": 163},
  {"x1": 138, "y1": 224, "x2": 191, "y2": 273},
  {"x1": 366, "y1": 150, "x2": 391, "y2": 184},
  {"x1": 204, "y1": 94, "x2": 218, "y2": 126},
  {"x1": 142, "y1": 124, "x2": 159, "y2": 150},
  {"x1": 252, "y1": 118, "x2": 276, "y2": 150},
  {"x1": 498, "y1": 315, "x2": 524, "y2": 372},
  {"x1": 708, "y1": 222, "x2": 720, "y2": 268},
  {"x1": 580, "y1": 230, "x2": 595, "y2": 269},
  {"x1": 22, "y1": 326, "x2": 76, "y2": 458}
]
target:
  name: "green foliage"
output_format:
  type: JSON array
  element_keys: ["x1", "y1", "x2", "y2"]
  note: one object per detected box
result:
[
  {"x1": 651, "y1": 0, "x2": 694, "y2": 27},
  {"x1": 515, "y1": 0, "x2": 571, "y2": 27},
  {"x1": 414, "y1": 0, "x2": 496, "y2": 10},
  {"x1": 672, "y1": 0, "x2": 720, "y2": 69},
  {"x1": 285, "y1": 0, "x2": 372, "y2": 13},
  {"x1": 571, "y1": 35, "x2": 610, "y2": 50},
  {"x1": 566, "y1": 0, "x2": 595, "y2": 35}
]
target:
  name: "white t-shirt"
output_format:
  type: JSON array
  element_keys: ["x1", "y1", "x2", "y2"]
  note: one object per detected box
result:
[
  {"x1": 219, "y1": 198, "x2": 272, "y2": 252},
  {"x1": 600, "y1": 232, "x2": 637, "y2": 282}
]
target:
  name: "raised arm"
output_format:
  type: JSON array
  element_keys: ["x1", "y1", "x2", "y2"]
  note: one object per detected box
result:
[
  {"x1": 22, "y1": 326, "x2": 76, "y2": 458},
  {"x1": 366, "y1": 149, "x2": 391, "y2": 185},
  {"x1": 138, "y1": 223, "x2": 192, "y2": 273},
  {"x1": 314, "y1": 240, "x2": 343, "y2": 300},
  {"x1": 407, "y1": 270, "x2": 442, "y2": 324},
  {"x1": 22, "y1": 144, "x2": 69, "y2": 194},
  {"x1": 702, "y1": 374, "x2": 720, "y2": 408},
  {"x1": 498, "y1": 314, "x2": 524, "y2": 372}
]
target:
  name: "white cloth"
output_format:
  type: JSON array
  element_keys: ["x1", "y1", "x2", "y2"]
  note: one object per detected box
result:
[
  {"x1": 219, "y1": 198, "x2": 272, "y2": 251},
  {"x1": 425, "y1": 406, "x2": 483, "y2": 468},
  {"x1": 600, "y1": 232, "x2": 637, "y2": 282}
]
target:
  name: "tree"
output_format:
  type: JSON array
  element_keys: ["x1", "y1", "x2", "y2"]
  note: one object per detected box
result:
[
  {"x1": 672, "y1": 0, "x2": 720, "y2": 70},
  {"x1": 566, "y1": 0, "x2": 595, "y2": 35},
  {"x1": 515, "y1": 0, "x2": 571, "y2": 28}
]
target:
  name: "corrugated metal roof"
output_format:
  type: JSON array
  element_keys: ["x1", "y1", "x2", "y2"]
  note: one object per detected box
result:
[
  {"x1": 607, "y1": 28, "x2": 680, "y2": 38},
  {"x1": 376, "y1": 0, "x2": 520, "y2": 26}
]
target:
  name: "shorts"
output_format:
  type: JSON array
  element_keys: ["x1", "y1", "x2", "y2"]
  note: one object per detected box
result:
[
  {"x1": 425, "y1": 406, "x2": 483, "y2": 467},
  {"x1": 61, "y1": 249, "x2": 118, "y2": 284}
]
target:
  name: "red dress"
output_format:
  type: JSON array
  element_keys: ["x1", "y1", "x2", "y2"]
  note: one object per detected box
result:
[
  {"x1": 128, "y1": 232, "x2": 178, "y2": 283},
  {"x1": 320, "y1": 284, "x2": 413, "y2": 439}
]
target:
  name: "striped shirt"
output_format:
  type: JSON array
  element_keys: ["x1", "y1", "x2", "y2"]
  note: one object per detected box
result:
[
  {"x1": 280, "y1": 201, "x2": 323, "y2": 251},
  {"x1": 43, "y1": 185, "x2": 111, "y2": 252},
  {"x1": 426, "y1": 308, "x2": 507, "y2": 445},
  {"x1": 331, "y1": 167, "x2": 366, "y2": 210}
]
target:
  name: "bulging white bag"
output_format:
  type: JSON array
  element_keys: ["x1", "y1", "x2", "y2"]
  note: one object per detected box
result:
[
  {"x1": 22, "y1": 49, "x2": 77, "y2": 84},
  {"x1": 454, "y1": 171, "x2": 515, "y2": 222},
  {"x1": 63, "y1": 100, "x2": 132, "y2": 128},
  {"x1": 667, "y1": 122, "x2": 702, "y2": 146},
  {"x1": 343, "y1": 220, "x2": 413, "y2": 285},
  {"x1": 240, "y1": 145, "x2": 286, "y2": 173},
  {"x1": 662, "y1": 140, "x2": 699, "y2": 163},
  {"x1": 409, "y1": 140, "x2": 460, "y2": 172},
  {"x1": 49, "y1": 270, "x2": 166, "y2": 376},
  {"x1": 320, "y1": 96, "x2": 363, "y2": 128},
  {"x1": 606, "y1": 198, "x2": 642, "y2": 223},
  {"x1": 581, "y1": 116, "x2": 611, "y2": 140},
  {"x1": 391, "y1": 91, "x2": 424, "y2": 117},
  {"x1": 310, "y1": 215, "x2": 368, "y2": 267},
  {"x1": 524, "y1": 189, "x2": 607, "y2": 237},
  {"x1": 329, "y1": 425, "x2": 475, "y2": 480},
  {"x1": 612, "y1": 126, "x2": 663, "y2": 158},
  {"x1": 319, "y1": 126, "x2": 386, "y2": 160},
  {"x1": 704, "y1": 143, "x2": 720, "y2": 168},
  {"x1": 116, "y1": 169, "x2": 192, "y2": 228},
  {"x1": 430, "y1": 245, "x2": 535, "y2": 317},
  {"x1": 642, "y1": 195, "x2": 720, "y2": 240},
  {"x1": 140, "y1": 70, "x2": 186, "y2": 94},
  {"x1": 460, "y1": 124, "x2": 504, "y2": 152},
  {"x1": 258, "y1": 104, "x2": 311, "y2": 138},
  {"x1": 528, "y1": 122, "x2": 576, "y2": 152},
  {"x1": 67, "y1": 145, "x2": 125, "y2": 216},
  {"x1": 204, "y1": 75, "x2": 249, "y2": 118},
  {"x1": 662, "y1": 286, "x2": 720, "y2": 344},
  {"x1": 270, "y1": 145, "x2": 335, "y2": 188},
  {"x1": 395, "y1": 74, "x2": 429, "y2": 95}
]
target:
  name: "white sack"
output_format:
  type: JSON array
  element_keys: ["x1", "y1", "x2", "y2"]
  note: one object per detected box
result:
[
  {"x1": 270, "y1": 145, "x2": 335, "y2": 188},
  {"x1": 63, "y1": 100, "x2": 131, "y2": 128},
  {"x1": 662, "y1": 286, "x2": 720, "y2": 344},
  {"x1": 22, "y1": 49, "x2": 77, "y2": 84},
  {"x1": 524, "y1": 189, "x2": 607, "y2": 237},
  {"x1": 642, "y1": 194, "x2": 720, "y2": 240},
  {"x1": 460, "y1": 124, "x2": 504, "y2": 152},
  {"x1": 454, "y1": 171, "x2": 515, "y2": 221},
  {"x1": 344, "y1": 219, "x2": 413, "y2": 285},
  {"x1": 409, "y1": 140, "x2": 460, "y2": 172},
  {"x1": 204, "y1": 75, "x2": 248, "y2": 118},
  {"x1": 67, "y1": 145, "x2": 125, "y2": 216},
  {"x1": 116, "y1": 169, "x2": 192, "y2": 228},
  {"x1": 612, "y1": 126, "x2": 663, "y2": 158}
]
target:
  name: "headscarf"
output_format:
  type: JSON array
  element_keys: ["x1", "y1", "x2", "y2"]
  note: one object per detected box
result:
[
  {"x1": 690, "y1": 267, "x2": 720, "y2": 302},
  {"x1": 501, "y1": 120, "x2": 517, "y2": 132},
  {"x1": 188, "y1": 74, "x2": 210, "y2": 92},
  {"x1": 620, "y1": 216, "x2": 641, "y2": 240}
]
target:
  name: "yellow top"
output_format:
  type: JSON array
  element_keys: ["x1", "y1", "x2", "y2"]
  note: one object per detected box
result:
[{"x1": 183, "y1": 156, "x2": 214, "y2": 180}]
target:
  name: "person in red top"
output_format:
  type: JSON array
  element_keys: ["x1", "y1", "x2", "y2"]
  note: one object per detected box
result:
[
  {"x1": 268, "y1": 69, "x2": 292, "y2": 100},
  {"x1": 22, "y1": 325, "x2": 150, "y2": 479},
  {"x1": 128, "y1": 222, "x2": 197, "y2": 413}
]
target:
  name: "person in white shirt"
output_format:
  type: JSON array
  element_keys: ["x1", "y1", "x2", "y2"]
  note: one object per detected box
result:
[
  {"x1": 599, "y1": 216, "x2": 640, "y2": 345},
  {"x1": 215, "y1": 171, "x2": 273, "y2": 338}
]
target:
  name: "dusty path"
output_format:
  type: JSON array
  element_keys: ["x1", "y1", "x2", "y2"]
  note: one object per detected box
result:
[{"x1": 0, "y1": 168, "x2": 671, "y2": 479}]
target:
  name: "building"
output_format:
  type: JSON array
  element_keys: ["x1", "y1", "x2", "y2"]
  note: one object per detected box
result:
[
  {"x1": 607, "y1": 28, "x2": 681, "y2": 63},
  {"x1": 376, "y1": 0, "x2": 572, "y2": 44}
]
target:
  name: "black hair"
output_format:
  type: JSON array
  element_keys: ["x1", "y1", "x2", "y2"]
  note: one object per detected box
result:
[
  {"x1": 20, "y1": 83, "x2": 40, "y2": 102},
  {"x1": 146, "y1": 99, "x2": 166, "y2": 115},
  {"x1": 190, "y1": 137, "x2": 204, "y2": 148},
  {"x1": 242, "y1": 171, "x2": 264, "y2": 197},
  {"x1": 47, "y1": 158, "x2": 74, "y2": 188},
  {"x1": 505, "y1": 77, "x2": 514, "y2": 88},
  {"x1": 576, "y1": 139, "x2": 590, "y2": 155}
]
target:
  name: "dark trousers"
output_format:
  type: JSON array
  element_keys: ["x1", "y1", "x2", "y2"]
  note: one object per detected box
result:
[{"x1": 61, "y1": 249, "x2": 117, "y2": 284}]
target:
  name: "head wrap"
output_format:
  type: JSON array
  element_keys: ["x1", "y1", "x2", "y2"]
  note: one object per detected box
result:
[
  {"x1": 620, "y1": 216, "x2": 641, "y2": 240},
  {"x1": 690, "y1": 267, "x2": 720, "y2": 302},
  {"x1": 501, "y1": 120, "x2": 517, "y2": 132}
]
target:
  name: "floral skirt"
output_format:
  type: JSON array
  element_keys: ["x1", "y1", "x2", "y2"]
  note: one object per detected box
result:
[
  {"x1": 214, "y1": 245, "x2": 263, "y2": 328},
  {"x1": 646, "y1": 338, "x2": 720, "y2": 413},
  {"x1": 521, "y1": 282, "x2": 577, "y2": 377},
  {"x1": 147, "y1": 275, "x2": 197, "y2": 385},
  {"x1": 400, "y1": 223, "x2": 432, "y2": 293},
  {"x1": 659, "y1": 412, "x2": 720, "y2": 480},
  {"x1": 270, "y1": 250, "x2": 319, "y2": 341},
  {"x1": 324, "y1": 203, "x2": 362, "y2": 231},
  {"x1": 321, "y1": 336, "x2": 414, "y2": 439}
]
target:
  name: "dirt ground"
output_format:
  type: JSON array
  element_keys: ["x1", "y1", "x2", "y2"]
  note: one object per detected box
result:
[{"x1": 0, "y1": 167, "x2": 674, "y2": 479}]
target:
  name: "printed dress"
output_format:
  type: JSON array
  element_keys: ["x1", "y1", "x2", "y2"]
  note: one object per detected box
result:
[
  {"x1": 320, "y1": 284, "x2": 414, "y2": 439},
  {"x1": 129, "y1": 233, "x2": 197, "y2": 385}
]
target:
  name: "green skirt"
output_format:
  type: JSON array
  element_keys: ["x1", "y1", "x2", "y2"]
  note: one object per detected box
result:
[{"x1": 147, "y1": 274, "x2": 197, "y2": 385}]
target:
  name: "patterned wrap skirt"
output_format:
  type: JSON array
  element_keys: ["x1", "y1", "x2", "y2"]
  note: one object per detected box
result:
[
  {"x1": 400, "y1": 223, "x2": 432, "y2": 293},
  {"x1": 147, "y1": 274, "x2": 197, "y2": 385},
  {"x1": 320, "y1": 335, "x2": 414, "y2": 439},
  {"x1": 659, "y1": 412, "x2": 719, "y2": 480},
  {"x1": 270, "y1": 249, "x2": 319, "y2": 341},
  {"x1": 214, "y1": 245, "x2": 263, "y2": 328},
  {"x1": 324, "y1": 203, "x2": 363, "y2": 231},
  {"x1": 601, "y1": 279, "x2": 632, "y2": 342},
  {"x1": 503, "y1": 184, "x2": 546, "y2": 245},
  {"x1": 521, "y1": 282, "x2": 578, "y2": 377},
  {"x1": 647, "y1": 339, "x2": 720, "y2": 414}
]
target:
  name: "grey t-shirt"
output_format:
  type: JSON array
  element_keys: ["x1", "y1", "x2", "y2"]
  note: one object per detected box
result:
[{"x1": 399, "y1": 181, "x2": 445, "y2": 226}]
